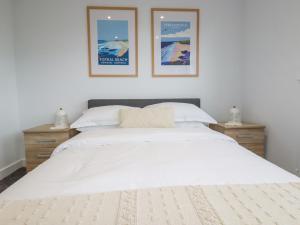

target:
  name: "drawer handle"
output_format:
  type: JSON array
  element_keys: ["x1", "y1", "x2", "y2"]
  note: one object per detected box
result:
[
  {"x1": 37, "y1": 153, "x2": 51, "y2": 159},
  {"x1": 37, "y1": 139, "x2": 57, "y2": 144},
  {"x1": 237, "y1": 134, "x2": 254, "y2": 138}
]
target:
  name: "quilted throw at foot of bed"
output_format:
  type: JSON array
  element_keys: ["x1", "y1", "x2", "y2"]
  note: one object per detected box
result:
[{"x1": 0, "y1": 183, "x2": 299, "y2": 225}]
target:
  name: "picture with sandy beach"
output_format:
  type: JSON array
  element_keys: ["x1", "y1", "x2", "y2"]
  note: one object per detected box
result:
[
  {"x1": 97, "y1": 20, "x2": 129, "y2": 65},
  {"x1": 161, "y1": 21, "x2": 191, "y2": 66}
]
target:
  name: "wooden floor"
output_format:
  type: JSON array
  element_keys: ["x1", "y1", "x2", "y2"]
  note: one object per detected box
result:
[{"x1": 0, "y1": 167, "x2": 27, "y2": 193}]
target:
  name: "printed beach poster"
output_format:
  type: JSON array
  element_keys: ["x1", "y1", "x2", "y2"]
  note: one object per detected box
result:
[
  {"x1": 161, "y1": 21, "x2": 190, "y2": 66},
  {"x1": 97, "y1": 20, "x2": 129, "y2": 65}
]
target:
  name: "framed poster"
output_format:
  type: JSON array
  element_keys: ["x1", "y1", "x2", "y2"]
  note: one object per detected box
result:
[
  {"x1": 87, "y1": 6, "x2": 138, "y2": 77},
  {"x1": 151, "y1": 8, "x2": 199, "y2": 77}
]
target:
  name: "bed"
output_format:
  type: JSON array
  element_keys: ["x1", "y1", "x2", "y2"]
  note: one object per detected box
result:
[{"x1": 0, "y1": 99, "x2": 299, "y2": 225}]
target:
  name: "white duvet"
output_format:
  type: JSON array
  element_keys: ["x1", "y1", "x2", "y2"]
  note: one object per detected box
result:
[{"x1": 1, "y1": 127, "x2": 299, "y2": 200}]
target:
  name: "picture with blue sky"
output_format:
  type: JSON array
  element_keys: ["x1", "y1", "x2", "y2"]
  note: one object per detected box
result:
[
  {"x1": 97, "y1": 20, "x2": 129, "y2": 65},
  {"x1": 161, "y1": 21, "x2": 190, "y2": 65}
]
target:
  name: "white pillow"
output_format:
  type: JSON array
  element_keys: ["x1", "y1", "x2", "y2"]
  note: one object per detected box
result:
[
  {"x1": 77, "y1": 122, "x2": 205, "y2": 131},
  {"x1": 71, "y1": 105, "x2": 139, "y2": 129},
  {"x1": 119, "y1": 107, "x2": 175, "y2": 128},
  {"x1": 76, "y1": 125, "x2": 118, "y2": 132},
  {"x1": 145, "y1": 102, "x2": 217, "y2": 124},
  {"x1": 175, "y1": 121, "x2": 206, "y2": 128}
]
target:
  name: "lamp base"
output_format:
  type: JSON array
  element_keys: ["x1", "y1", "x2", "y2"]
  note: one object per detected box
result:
[
  {"x1": 50, "y1": 126, "x2": 69, "y2": 130},
  {"x1": 225, "y1": 121, "x2": 242, "y2": 126}
]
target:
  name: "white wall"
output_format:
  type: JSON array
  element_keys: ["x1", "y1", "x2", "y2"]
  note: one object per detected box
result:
[
  {"x1": 243, "y1": 0, "x2": 300, "y2": 175},
  {"x1": 2, "y1": 0, "x2": 299, "y2": 176},
  {"x1": 14, "y1": 0, "x2": 244, "y2": 129},
  {"x1": 0, "y1": 0, "x2": 22, "y2": 177}
]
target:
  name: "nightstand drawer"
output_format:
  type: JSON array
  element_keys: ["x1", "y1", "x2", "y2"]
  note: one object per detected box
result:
[
  {"x1": 24, "y1": 133, "x2": 69, "y2": 147},
  {"x1": 242, "y1": 143, "x2": 265, "y2": 157},
  {"x1": 24, "y1": 124, "x2": 78, "y2": 171},
  {"x1": 209, "y1": 123, "x2": 265, "y2": 158},
  {"x1": 26, "y1": 147, "x2": 54, "y2": 166},
  {"x1": 225, "y1": 129, "x2": 264, "y2": 144}
]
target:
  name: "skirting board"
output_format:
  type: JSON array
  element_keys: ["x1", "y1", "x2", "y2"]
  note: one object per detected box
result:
[{"x1": 0, "y1": 159, "x2": 26, "y2": 180}]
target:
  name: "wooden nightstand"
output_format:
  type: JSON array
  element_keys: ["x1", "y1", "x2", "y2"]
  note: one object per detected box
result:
[
  {"x1": 209, "y1": 123, "x2": 265, "y2": 157},
  {"x1": 23, "y1": 124, "x2": 78, "y2": 171}
]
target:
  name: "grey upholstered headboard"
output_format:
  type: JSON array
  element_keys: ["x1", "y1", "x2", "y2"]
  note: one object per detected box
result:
[{"x1": 88, "y1": 98, "x2": 200, "y2": 109}]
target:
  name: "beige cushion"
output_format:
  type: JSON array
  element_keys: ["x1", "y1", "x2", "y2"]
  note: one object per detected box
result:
[{"x1": 119, "y1": 107, "x2": 175, "y2": 128}]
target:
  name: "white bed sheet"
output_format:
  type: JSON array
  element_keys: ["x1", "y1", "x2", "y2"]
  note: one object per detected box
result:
[{"x1": 1, "y1": 127, "x2": 299, "y2": 200}]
